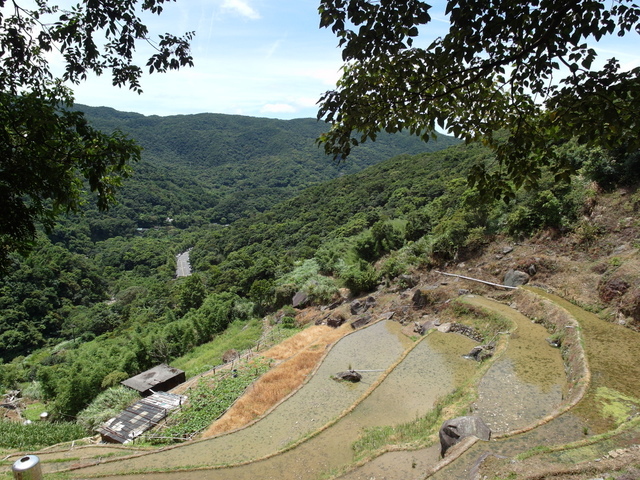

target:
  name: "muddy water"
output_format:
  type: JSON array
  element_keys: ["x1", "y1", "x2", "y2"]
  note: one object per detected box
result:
[
  {"x1": 73, "y1": 321, "x2": 411, "y2": 475},
  {"x1": 70, "y1": 326, "x2": 475, "y2": 480},
  {"x1": 349, "y1": 331, "x2": 476, "y2": 429},
  {"x1": 463, "y1": 296, "x2": 565, "y2": 434}
]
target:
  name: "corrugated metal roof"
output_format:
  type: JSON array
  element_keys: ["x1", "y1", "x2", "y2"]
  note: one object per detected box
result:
[
  {"x1": 121, "y1": 364, "x2": 185, "y2": 393},
  {"x1": 97, "y1": 391, "x2": 185, "y2": 444}
]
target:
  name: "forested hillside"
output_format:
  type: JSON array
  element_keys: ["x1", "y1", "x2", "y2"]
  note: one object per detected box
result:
[
  {"x1": 1, "y1": 106, "x2": 638, "y2": 449},
  {"x1": 77, "y1": 106, "x2": 458, "y2": 229},
  {"x1": 0, "y1": 110, "x2": 458, "y2": 421}
]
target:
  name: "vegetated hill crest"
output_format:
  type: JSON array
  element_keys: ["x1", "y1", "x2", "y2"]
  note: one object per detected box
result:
[{"x1": 76, "y1": 105, "x2": 459, "y2": 226}]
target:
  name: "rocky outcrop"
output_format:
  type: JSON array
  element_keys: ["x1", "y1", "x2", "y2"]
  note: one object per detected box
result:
[
  {"x1": 439, "y1": 416, "x2": 491, "y2": 457},
  {"x1": 292, "y1": 291, "x2": 309, "y2": 308},
  {"x1": 350, "y1": 296, "x2": 376, "y2": 315},
  {"x1": 503, "y1": 269, "x2": 530, "y2": 287}
]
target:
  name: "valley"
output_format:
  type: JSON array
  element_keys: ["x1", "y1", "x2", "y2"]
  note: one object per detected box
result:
[{"x1": 1, "y1": 107, "x2": 639, "y2": 480}]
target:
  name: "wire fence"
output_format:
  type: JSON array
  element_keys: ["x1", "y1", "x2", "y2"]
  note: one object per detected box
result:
[{"x1": 170, "y1": 324, "x2": 293, "y2": 393}]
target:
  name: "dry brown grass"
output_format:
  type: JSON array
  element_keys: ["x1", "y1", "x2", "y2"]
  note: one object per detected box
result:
[
  {"x1": 201, "y1": 324, "x2": 348, "y2": 438},
  {"x1": 261, "y1": 325, "x2": 335, "y2": 360}
]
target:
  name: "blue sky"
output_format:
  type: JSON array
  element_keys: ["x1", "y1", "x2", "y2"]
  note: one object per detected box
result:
[
  {"x1": 69, "y1": 0, "x2": 347, "y2": 119},
  {"x1": 65, "y1": 0, "x2": 640, "y2": 120}
]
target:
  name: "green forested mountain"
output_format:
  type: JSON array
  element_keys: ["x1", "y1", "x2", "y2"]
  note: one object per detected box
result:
[
  {"x1": 0, "y1": 109, "x2": 461, "y2": 419},
  {"x1": 78, "y1": 106, "x2": 459, "y2": 227}
]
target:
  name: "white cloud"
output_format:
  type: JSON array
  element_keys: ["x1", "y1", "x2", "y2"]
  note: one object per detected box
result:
[
  {"x1": 221, "y1": 0, "x2": 260, "y2": 20},
  {"x1": 294, "y1": 97, "x2": 321, "y2": 109}
]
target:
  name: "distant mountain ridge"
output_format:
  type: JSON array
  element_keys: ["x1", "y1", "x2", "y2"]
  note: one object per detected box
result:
[{"x1": 76, "y1": 105, "x2": 460, "y2": 226}]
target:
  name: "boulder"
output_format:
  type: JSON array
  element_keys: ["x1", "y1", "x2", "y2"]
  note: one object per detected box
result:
[
  {"x1": 327, "y1": 314, "x2": 346, "y2": 328},
  {"x1": 439, "y1": 416, "x2": 491, "y2": 457},
  {"x1": 378, "y1": 311, "x2": 395, "y2": 321},
  {"x1": 350, "y1": 299, "x2": 364, "y2": 315},
  {"x1": 292, "y1": 291, "x2": 309, "y2": 308},
  {"x1": 412, "y1": 289, "x2": 428, "y2": 308},
  {"x1": 350, "y1": 296, "x2": 376, "y2": 315},
  {"x1": 351, "y1": 314, "x2": 372, "y2": 329},
  {"x1": 398, "y1": 274, "x2": 419, "y2": 288},
  {"x1": 503, "y1": 269, "x2": 530, "y2": 287},
  {"x1": 465, "y1": 344, "x2": 494, "y2": 362},
  {"x1": 334, "y1": 370, "x2": 362, "y2": 383},
  {"x1": 365, "y1": 296, "x2": 377, "y2": 310},
  {"x1": 437, "y1": 322, "x2": 452, "y2": 333}
]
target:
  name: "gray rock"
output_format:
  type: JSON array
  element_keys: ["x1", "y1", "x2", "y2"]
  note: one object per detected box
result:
[
  {"x1": 378, "y1": 311, "x2": 395, "y2": 321},
  {"x1": 351, "y1": 314, "x2": 372, "y2": 329},
  {"x1": 398, "y1": 274, "x2": 418, "y2": 288},
  {"x1": 503, "y1": 269, "x2": 530, "y2": 287},
  {"x1": 292, "y1": 291, "x2": 309, "y2": 308},
  {"x1": 365, "y1": 296, "x2": 376, "y2": 309},
  {"x1": 465, "y1": 345, "x2": 494, "y2": 362},
  {"x1": 350, "y1": 299, "x2": 364, "y2": 315},
  {"x1": 439, "y1": 416, "x2": 491, "y2": 457},
  {"x1": 334, "y1": 370, "x2": 362, "y2": 382},
  {"x1": 437, "y1": 322, "x2": 452, "y2": 333},
  {"x1": 327, "y1": 314, "x2": 346, "y2": 328},
  {"x1": 412, "y1": 289, "x2": 426, "y2": 308},
  {"x1": 350, "y1": 296, "x2": 376, "y2": 315}
]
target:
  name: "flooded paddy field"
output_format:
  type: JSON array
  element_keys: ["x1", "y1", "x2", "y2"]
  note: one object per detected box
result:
[
  {"x1": 464, "y1": 296, "x2": 566, "y2": 434},
  {"x1": 59, "y1": 290, "x2": 626, "y2": 480},
  {"x1": 72, "y1": 325, "x2": 475, "y2": 480},
  {"x1": 69, "y1": 321, "x2": 414, "y2": 476},
  {"x1": 67, "y1": 321, "x2": 478, "y2": 479}
]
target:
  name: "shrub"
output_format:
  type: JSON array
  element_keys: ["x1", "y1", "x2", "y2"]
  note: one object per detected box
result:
[
  {"x1": 281, "y1": 316, "x2": 296, "y2": 329},
  {"x1": 340, "y1": 261, "x2": 380, "y2": 295},
  {"x1": 274, "y1": 259, "x2": 339, "y2": 307},
  {"x1": 76, "y1": 385, "x2": 140, "y2": 432}
]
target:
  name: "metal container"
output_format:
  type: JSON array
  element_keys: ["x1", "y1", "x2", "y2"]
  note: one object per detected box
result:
[{"x1": 12, "y1": 455, "x2": 42, "y2": 480}]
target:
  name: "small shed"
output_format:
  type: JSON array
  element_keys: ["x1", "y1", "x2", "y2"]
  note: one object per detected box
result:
[
  {"x1": 121, "y1": 364, "x2": 185, "y2": 397},
  {"x1": 97, "y1": 391, "x2": 185, "y2": 444}
]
